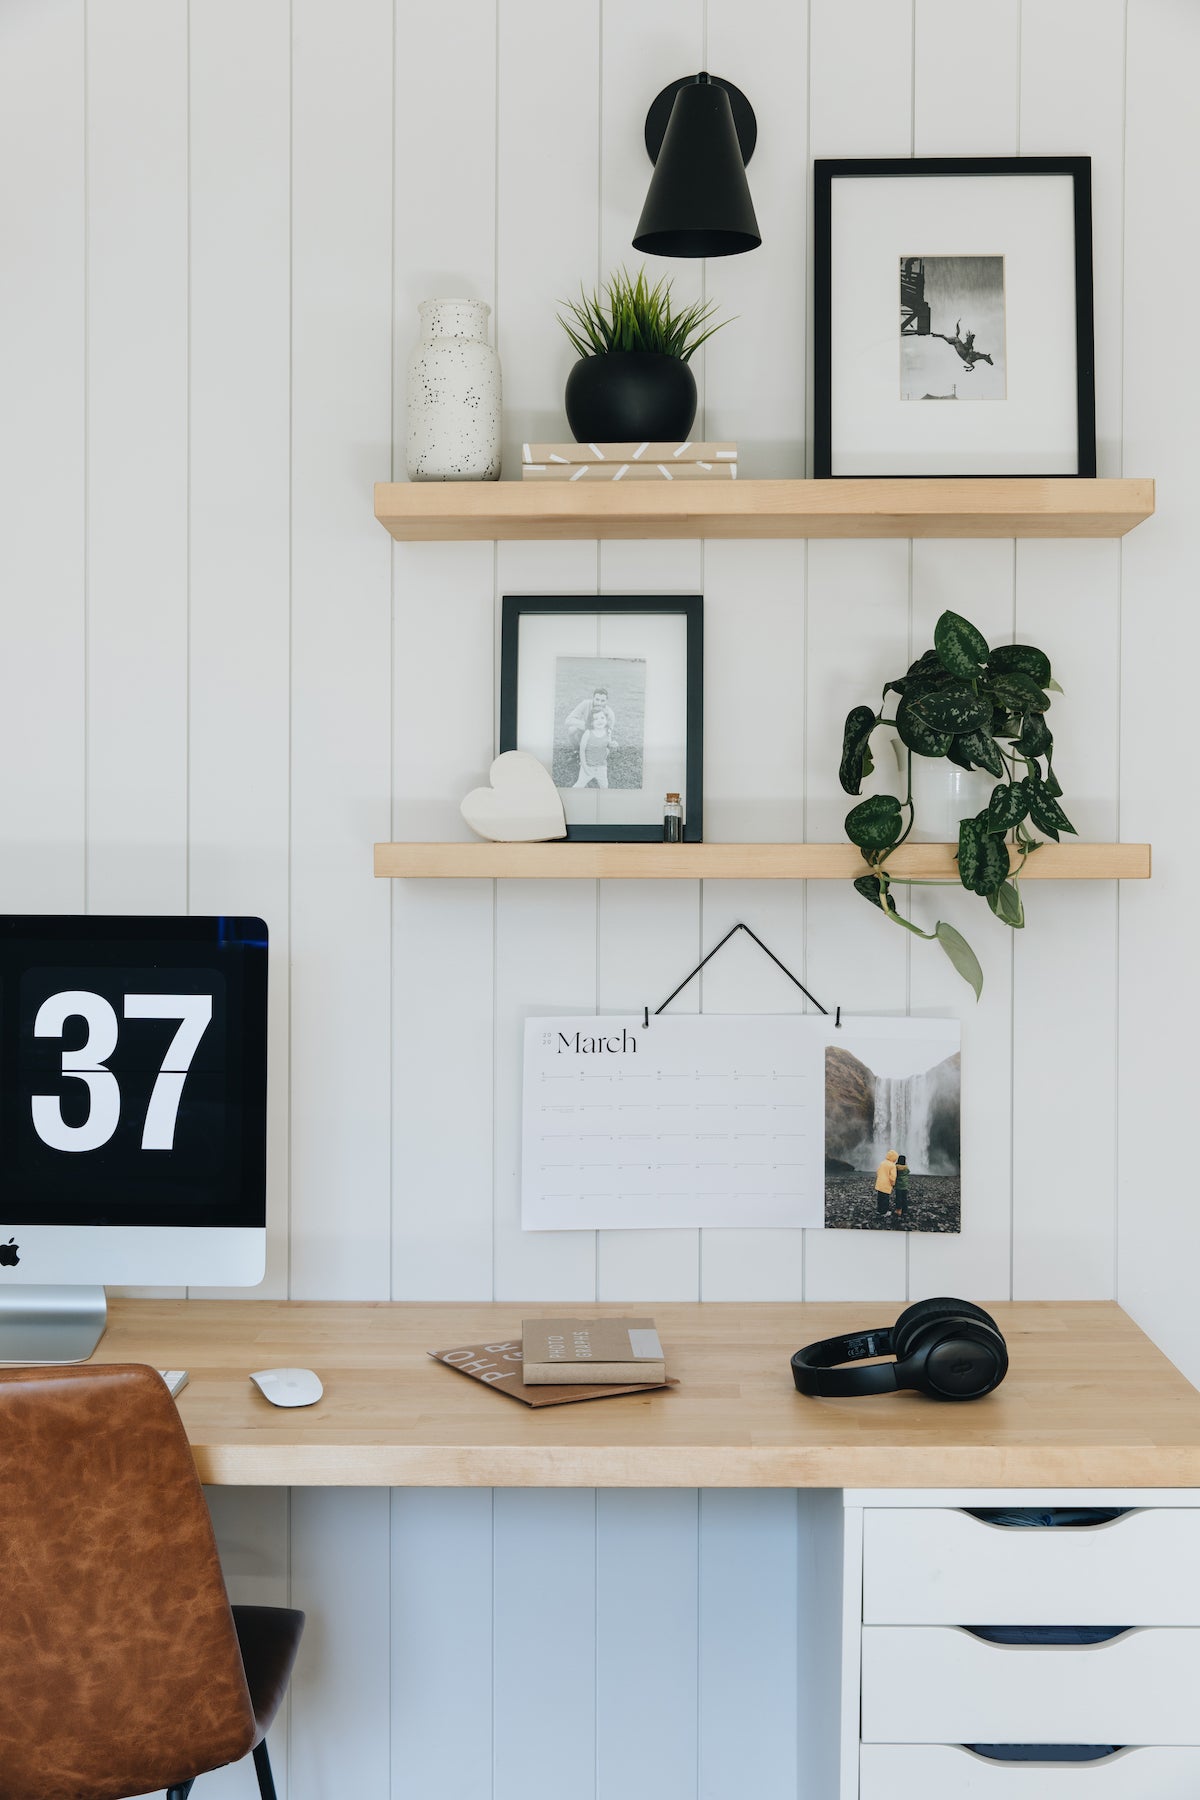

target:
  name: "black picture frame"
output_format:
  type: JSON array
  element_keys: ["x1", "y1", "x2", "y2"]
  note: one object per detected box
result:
[
  {"x1": 813, "y1": 156, "x2": 1096, "y2": 479},
  {"x1": 499, "y1": 594, "x2": 704, "y2": 842}
]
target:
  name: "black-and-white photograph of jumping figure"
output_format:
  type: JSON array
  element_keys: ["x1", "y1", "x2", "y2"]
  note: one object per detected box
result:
[{"x1": 900, "y1": 255, "x2": 1006, "y2": 401}]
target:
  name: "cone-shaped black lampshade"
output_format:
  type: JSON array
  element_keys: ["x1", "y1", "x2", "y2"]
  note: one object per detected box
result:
[{"x1": 633, "y1": 74, "x2": 761, "y2": 258}]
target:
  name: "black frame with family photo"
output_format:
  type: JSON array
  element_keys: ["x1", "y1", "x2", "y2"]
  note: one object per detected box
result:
[
  {"x1": 499, "y1": 595, "x2": 703, "y2": 842},
  {"x1": 813, "y1": 156, "x2": 1097, "y2": 478}
]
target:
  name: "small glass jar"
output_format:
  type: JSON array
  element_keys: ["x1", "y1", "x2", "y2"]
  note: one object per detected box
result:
[{"x1": 663, "y1": 793, "x2": 684, "y2": 842}]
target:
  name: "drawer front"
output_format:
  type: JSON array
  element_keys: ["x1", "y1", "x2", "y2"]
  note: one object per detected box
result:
[
  {"x1": 860, "y1": 1745, "x2": 1200, "y2": 1799},
  {"x1": 861, "y1": 1626, "x2": 1200, "y2": 1744},
  {"x1": 863, "y1": 1508, "x2": 1200, "y2": 1625}
]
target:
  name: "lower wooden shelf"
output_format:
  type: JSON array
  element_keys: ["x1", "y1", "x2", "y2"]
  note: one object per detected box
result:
[{"x1": 374, "y1": 842, "x2": 1151, "y2": 881}]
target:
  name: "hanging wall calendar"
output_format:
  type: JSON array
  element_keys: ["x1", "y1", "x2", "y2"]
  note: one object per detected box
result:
[{"x1": 522, "y1": 1013, "x2": 961, "y2": 1235}]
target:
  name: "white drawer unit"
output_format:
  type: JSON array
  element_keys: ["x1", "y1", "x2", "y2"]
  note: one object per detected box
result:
[
  {"x1": 863, "y1": 1506, "x2": 1200, "y2": 1625},
  {"x1": 861, "y1": 1625, "x2": 1200, "y2": 1746},
  {"x1": 860, "y1": 1745, "x2": 1200, "y2": 1799}
]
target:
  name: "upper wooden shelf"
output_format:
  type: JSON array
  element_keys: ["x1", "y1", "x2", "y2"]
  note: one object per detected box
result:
[
  {"x1": 373, "y1": 477, "x2": 1154, "y2": 543},
  {"x1": 374, "y1": 842, "x2": 1151, "y2": 881}
]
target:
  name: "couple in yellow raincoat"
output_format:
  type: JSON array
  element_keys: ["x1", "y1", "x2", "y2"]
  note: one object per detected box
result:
[{"x1": 874, "y1": 1149, "x2": 909, "y2": 1226}]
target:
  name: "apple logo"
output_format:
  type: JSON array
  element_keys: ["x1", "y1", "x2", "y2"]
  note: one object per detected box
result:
[{"x1": 0, "y1": 1238, "x2": 19, "y2": 1268}]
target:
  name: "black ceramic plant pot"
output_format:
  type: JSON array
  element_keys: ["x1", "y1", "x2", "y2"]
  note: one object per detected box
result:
[{"x1": 564, "y1": 352, "x2": 697, "y2": 443}]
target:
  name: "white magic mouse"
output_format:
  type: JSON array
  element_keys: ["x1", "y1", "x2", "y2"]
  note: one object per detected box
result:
[{"x1": 250, "y1": 1367, "x2": 324, "y2": 1408}]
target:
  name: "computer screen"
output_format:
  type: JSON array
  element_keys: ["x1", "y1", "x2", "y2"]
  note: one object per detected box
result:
[{"x1": 0, "y1": 915, "x2": 267, "y2": 1287}]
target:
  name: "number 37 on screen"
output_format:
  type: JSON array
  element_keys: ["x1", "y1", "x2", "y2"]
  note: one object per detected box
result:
[{"x1": 31, "y1": 991, "x2": 213, "y2": 1154}]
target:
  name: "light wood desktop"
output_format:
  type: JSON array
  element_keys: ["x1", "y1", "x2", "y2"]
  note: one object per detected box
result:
[{"x1": 96, "y1": 1297, "x2": 1200, "y2": 1490}]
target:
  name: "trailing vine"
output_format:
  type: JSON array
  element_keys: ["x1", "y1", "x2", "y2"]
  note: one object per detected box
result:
[{"x1": 839, "y1": 609, "x2": 1075, "y2": 998}]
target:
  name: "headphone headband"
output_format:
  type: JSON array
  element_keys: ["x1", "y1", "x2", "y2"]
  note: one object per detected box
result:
[{"x1": 791, "y1": 1328, "x2": 901, "y2": 1397}]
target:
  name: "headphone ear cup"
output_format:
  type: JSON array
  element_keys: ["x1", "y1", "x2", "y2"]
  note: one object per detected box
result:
[{"x1": 892, "y1": 1296, "x2": 1001, "y2": 1362}]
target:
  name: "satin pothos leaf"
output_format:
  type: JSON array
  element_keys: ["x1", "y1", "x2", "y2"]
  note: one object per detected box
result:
[
  {"x1": 896, "y1": 692, "x2": 954, "y2": 758},
  {"x1": 909, "y1": 683, "x2": 992, "y2": 735},
  {"x1": 935, "y1": 921, "x2": 984, "y2": 1000},
  {"x1": 934, "y1": 609, "x2": 990, "y2": 678},
  {"x1": 839, "y1": 705, "x2": 878, "y2": 795},
  {"x1": 844, "y1": 793, "x2": 903, "y2": 851},
  {"x1": 988, "y1": 642, "x2": 1053, "y2": 687},
  {"x1": 955, "y1": 728, "x2": 1005, "y2": 778},
  {"x1": 986, "y1": 779, "x2": 1030, "y2": 834}
]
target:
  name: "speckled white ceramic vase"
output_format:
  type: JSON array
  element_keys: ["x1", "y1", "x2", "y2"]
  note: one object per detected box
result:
[{"x1": 405, "y1": 298, "x2": 502, "y2": 481}]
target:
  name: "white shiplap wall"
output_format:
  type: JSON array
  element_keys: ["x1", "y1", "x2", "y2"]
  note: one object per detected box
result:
[{"x1": 2, "y1": 1, "x2": 1197, "y2": 1794}]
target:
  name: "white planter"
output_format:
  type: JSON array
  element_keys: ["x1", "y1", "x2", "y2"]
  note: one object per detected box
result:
[
  {"x1": 405, "y1": 298, "x2": 502, "y2": 481},
  {"x1": 892, "y1": 738, "x2": 995, "y2": 840}
]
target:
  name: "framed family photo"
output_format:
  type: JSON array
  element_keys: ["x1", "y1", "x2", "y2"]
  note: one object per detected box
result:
[
  {"x1": 814, "y1": 156, "x2": 1096, "y2": 477},
  {"x1": 499, "y1": 595, "x2": 703, "y2": 842}
]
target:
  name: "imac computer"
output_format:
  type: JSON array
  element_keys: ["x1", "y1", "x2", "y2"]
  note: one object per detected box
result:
[{"x1": 0, "y1": 915, "x2": 268, "y2": 1363}]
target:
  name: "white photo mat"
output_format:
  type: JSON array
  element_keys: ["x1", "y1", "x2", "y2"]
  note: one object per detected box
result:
[
  {"x1": 513, "y1": 610, "x2": 689, "y2": 829},
  {"x1": 829, "y1": 171, "x2": 1081, "y2": 475}
]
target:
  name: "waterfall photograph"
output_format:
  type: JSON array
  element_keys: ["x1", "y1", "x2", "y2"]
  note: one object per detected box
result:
[{"x1": 824, "y1": 1021, "x2": 961, "y2": 1233}]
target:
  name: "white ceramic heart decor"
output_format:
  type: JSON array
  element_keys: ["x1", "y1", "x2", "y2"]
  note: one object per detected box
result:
[{"x1": 460, "y1": 751, "x2": 567, "y2": 842}]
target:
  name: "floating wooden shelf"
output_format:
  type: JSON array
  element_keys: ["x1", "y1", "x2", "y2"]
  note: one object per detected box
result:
[
  {"x1": 374, "y1": 477, "x2": 1154, "y2": 543},
  {"x1": 374, "y1": 842, "x2": 1151, "y2": 881}
]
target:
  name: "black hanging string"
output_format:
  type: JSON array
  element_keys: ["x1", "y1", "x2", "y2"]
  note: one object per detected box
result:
[{"x1": 645, "y1": 922, "x2": 832, "y2": 1024}]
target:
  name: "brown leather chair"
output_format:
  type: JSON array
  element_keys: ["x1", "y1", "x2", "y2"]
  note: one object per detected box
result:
[{"x1": 0, "y1": 1363, "x2": 303, "y2": 1800}]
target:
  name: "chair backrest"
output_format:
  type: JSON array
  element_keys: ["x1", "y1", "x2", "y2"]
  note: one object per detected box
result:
[{"x1": 0, "y1": 1363, "x2": 257, "y2": 1800}]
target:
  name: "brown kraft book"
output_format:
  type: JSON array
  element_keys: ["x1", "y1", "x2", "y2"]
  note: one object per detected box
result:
[
  {"x1": 429, "y1": 1341, "x2": 674, "y2": 1407},
  {"x1": 520, "y1": 1316, "x2": 666, "y2": 1385}
]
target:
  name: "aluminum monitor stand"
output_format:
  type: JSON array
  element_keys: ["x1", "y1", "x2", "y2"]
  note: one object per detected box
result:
[{"x1": 0, "y1": 1286, "x2": 107, "y2": 1364}]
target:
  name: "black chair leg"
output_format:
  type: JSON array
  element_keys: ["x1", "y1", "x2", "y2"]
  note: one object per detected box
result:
[
  {"x1": 166, "y1": 1784, "x2": 195, "y2": 1800},
  {"x1": 252, "y1": 1740, "x2": 278, "y2": 1800}
]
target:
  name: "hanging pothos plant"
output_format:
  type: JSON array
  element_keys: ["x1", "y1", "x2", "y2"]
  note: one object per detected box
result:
[{"x1": 839, "y1": 609, "x2": 1075, "y2": 999}]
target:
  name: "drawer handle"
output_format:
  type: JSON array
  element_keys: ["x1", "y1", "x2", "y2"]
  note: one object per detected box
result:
[
  {"x1": 966, "y1": 1625, "x2": 1128, "y2": 1646},
  {"x1": 965, "y1": 1745, "x2": 1126, "y2": 1765},
  {"x1": 967, "y1": 1506, "x2": 1132, "y2": 1530}
]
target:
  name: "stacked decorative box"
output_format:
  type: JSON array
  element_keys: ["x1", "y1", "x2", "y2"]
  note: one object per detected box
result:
[{"x1": 521, "y1": 441, "x2": 738, "y2": 481}]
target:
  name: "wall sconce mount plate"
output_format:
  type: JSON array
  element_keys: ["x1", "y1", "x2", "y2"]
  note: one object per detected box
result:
[{"x1": 644, "y1": 74, "x2": 757, "y2": 166}]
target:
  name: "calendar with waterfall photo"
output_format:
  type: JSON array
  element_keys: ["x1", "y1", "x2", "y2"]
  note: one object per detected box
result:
[{"x1": 824, "y1": 1020, "x2": 961, "y2": 1233}]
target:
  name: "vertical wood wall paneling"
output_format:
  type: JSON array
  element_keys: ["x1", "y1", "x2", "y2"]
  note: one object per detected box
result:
[
  {"x1": 289, "y1": 0, "x2": 394, "y2": 1299},
  {"x1": 697, "y1": 0, "x2": 811, "y2": 1301},
  {"x1": 698, "y1": 1491, "x2": 800, "y2": 1800},
  {"x1": 705, "y1": 0, "x2": 809, "y2": 481},
  {"x1": 696, "y1": 547, "x2": 810, "y2": 1302},
  {"x1": 0, "y1": 0, "x2": 85, "y2": 912},
  {"x1": 289, "y1": 1490, "x2": 391, "y2": 1800},
  {"x1": 1012, "y1": 0, "x2": 1127, "y2": 1300},
  {"x1": 390, "y1": 1489, "x2": 496, "y2": 1799},
  {"x1": 592, "y1": 0, "x2": 705, "y2": 1303},
  {"x1": 493, "y1": 1489, "x2": 597, "y2": 1800},
  {"x1": 85, "y1": 0, "x2": 188, "y2": 917},
  {"x1": 912, "y1": 0, "x2": 1020, "y2": 153},
  {"x1": 493, "y1": 0, "x2": 601, "y2": 1302},
  {"x1": 596, "y1": 1489, "x2": 700, "y2": 1800},
  {"x1": 907, "y1": 543, "x2": 1016, "y2": 1301},
  {"x1": 201, "y1": 1488, "x2": 292, "y2": 1800},
  {"x1": 187, "y1": 0, "x2": 291, "y2": 1296},
  {"x1": 1117, "y1": 1, "x2": 1200, "y2": 1375},
  {"x1": 906, "y1": 3, "x2": 1021, "y2": 1302},
  {"x1": 804, "y1": 0, "x2": 914, "y2": 1301},
  {"x1": 1011, "y1": 543, "x2": 1120, "y2": 1296},
  {"x1": 1020, "y1": 0, "x2": 1127, "y2": 475},
  {"x1": 391, "y1": 0, "x2": 498, "y2": 1302}
]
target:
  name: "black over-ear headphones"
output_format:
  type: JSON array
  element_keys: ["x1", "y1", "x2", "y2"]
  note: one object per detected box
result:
[{"x1": 791, "y1": 1297, "x2": 1008, "y2": 1401}]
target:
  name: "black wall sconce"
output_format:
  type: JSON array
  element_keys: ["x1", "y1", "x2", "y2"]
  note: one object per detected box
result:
[{"x1": 633, "y1": 71, "x2": 761, "y2": 258}]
